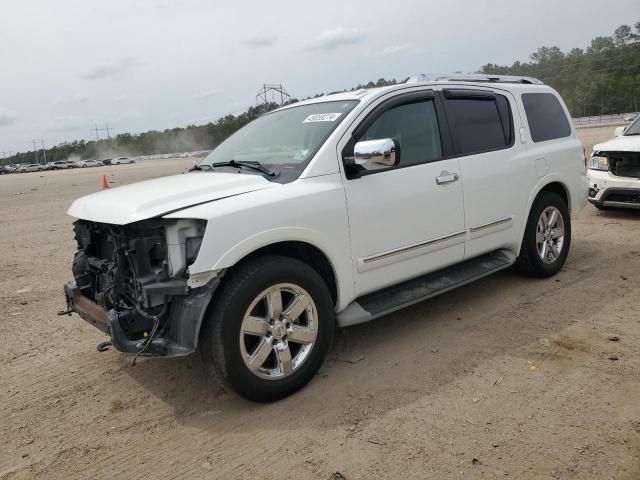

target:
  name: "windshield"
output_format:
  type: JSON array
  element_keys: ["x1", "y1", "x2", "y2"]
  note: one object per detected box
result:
[
  {"x1": 200, "y1": 100, "x2": 358, "y2": 178},
  {"x1": 625, "y1": 116, "x2": 640, "y2": 135}
]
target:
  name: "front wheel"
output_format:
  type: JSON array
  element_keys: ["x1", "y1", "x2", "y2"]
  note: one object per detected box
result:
[
  {"x1": 200, "y1": 256, "x2": 335, "y2": 402},
  {"x1": 516, "y1": 191, "x2": 571, "y2": 278}
]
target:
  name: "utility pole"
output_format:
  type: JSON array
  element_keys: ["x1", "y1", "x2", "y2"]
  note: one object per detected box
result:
[
  {"x1": 93, "y1": 125, "x2": 100, "y2": 141},
  {"x1": 40, "y1": 139, "x2": 47, "y2": 164},
  {"x1": 32, "y1": 140, "x2": 40, "y2": 164}
]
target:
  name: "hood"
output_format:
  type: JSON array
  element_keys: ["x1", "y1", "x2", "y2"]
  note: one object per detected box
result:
[
  {"x1": 67, "y1": 172, "x2": 276, "y2": 225},
  {"x1": 593, "y1": 135, "x2": 640, "y2": 153}
]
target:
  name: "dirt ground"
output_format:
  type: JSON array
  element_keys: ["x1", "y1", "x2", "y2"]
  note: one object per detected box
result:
[
  {"x1": 576, "y1": 124, "x2": 624, "y2": 152},
  {"x1": 1, "y1": 127, "x2": 639, "y2": 479}
]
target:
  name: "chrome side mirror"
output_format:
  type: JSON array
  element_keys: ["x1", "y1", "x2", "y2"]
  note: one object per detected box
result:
[
  {"x1": 614, "y1": 126, "x2": 626, "y2": 137},
  {"x1": 353, "y1": 138, "x2": 400, "y2": 168}
]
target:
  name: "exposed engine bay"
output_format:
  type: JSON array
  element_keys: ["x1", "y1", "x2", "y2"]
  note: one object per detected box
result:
[{"x1": 68, "y1": 218, "x2": 214, "y2": 356}]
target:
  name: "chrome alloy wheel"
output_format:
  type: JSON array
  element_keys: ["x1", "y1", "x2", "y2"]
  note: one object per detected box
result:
[
  {"x1": 536, "y1": 206, "x2": 565, "y2": 264},
  {"x1": 239, "y1": 283, "x2": 318, "y2": 380}
]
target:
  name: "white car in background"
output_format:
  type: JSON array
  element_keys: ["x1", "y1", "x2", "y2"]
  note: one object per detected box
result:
[
  {"x1": 20, "y1": 163, "x2": 46, "y2": 172},
  {"x1": 588, "y1": 117, "x2": 640, "y2": 210},
  {"x1": 79, "y1": 159, "x2": 104, "y2": 168},
  {"x1": 112, "y1": 156, "x2": 135, "y2": 165},
  {"x1": 47, "y1": 160, "x2": 73, "y2": 170}
]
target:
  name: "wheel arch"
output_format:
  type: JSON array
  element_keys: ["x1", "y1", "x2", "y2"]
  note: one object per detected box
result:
[
  {"x1": 518, "y1": 178, "x2": 571, "y2": 254},
  {"x1": 230, "y1": 240, "x2": 339, "y2": 307},
  {"x1": 538, "y1": 181, "x2": 570, "y2": 212}
]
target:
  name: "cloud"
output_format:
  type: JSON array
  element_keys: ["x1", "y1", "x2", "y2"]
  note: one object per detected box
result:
[
  {"x1": 193, "y1": 89, "x2": 222, "y2": 99},
  {"x1": 44, "y1": 115, "x2": 85, "y2": 132},
  {"x1": 0, "y1": 106, "x2": 16, "y2": 126},
  {"x1": 241, "y1": 34, "x2": 278, "y2": 47},
  {"x1": 82, "y1": 57, "x2": 140, "y2": 80},
  {"x1": 306, "y1": 27, "x2": 363, "y2": 51},
  {"x1": 53, "y1": 93, "x2": 91, "y2": 106},
  {"x1": 372, "y1": 43, "x2": 419, "y2": 57}
]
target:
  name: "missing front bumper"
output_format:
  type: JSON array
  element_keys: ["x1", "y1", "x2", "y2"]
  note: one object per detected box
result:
[{"x1": 61, "y1": 279, "x2": 219, "y2": 357}]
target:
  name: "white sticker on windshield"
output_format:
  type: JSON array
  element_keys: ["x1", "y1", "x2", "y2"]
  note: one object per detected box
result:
[{"x1": 303, "y1": 112, "x2": 342, "y2": 123}]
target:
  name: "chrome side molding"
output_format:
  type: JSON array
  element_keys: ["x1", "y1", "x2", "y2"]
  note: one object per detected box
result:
[
  {"x1": 361, "y1": 230, "x2": 466, "y2": 266},
  {"x1": 469, "y1": 216, "x2": 513, "y2": 233}
]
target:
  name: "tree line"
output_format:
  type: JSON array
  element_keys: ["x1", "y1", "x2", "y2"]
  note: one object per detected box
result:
[
  {"x1": 3, "y1": 22, "x2": 639, "y2": 166},
  {"x1": 481, "y1": 21, "x2": 640, "y2": 117}
]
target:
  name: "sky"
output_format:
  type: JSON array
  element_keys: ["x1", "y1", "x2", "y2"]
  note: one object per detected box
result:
[{"x1": 0, "y1": 0, "x2": 638, "y2": 155}]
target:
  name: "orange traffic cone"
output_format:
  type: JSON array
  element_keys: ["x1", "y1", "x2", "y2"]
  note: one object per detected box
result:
[{"x1": 102, "y1": 175, "x2": 110, "y2": 189}]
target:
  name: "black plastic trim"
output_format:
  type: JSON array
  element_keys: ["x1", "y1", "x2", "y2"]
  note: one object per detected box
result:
[
  {"x1": 589, "y1": 188, "x2": 640, "y2": 207},
  {"x1": 443, "y1": 88, "x2": 496, "y2": 100}
]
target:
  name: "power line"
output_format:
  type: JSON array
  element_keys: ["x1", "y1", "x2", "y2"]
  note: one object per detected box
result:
[
  {"x1": 256, "y1": 84, "x2": 291, "y2": 107},
  {"x1": 92, "y1": 124, "x2": 113, "y2": 140}
]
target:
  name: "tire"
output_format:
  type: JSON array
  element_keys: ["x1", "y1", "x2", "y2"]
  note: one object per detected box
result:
[
  {"x1": 200, "y1": 255, "x2": 335, "y2": 402},
  {"x1": 515, "y1": 191, "x2": 571, "y2": 278}
]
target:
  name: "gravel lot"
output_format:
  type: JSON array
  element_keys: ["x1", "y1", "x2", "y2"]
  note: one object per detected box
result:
[{"x1": 1, "y1": 127, "x2": 639, "y2": 479}]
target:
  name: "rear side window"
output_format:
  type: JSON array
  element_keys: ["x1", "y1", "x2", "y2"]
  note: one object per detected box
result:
[
  {"x1": 444, "y1": 93, "x2": 513, "y2": 155},
  {"x1": 522, "y1": 93, "x2": 571, "y2": 142}
]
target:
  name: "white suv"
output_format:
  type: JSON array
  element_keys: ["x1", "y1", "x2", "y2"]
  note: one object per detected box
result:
[
  {"x1": 588, "y1": 117, "x2": 640, "y2": 210},
  {"x1": 61, "y1": 75, "x2": 587, "y2": 401}
]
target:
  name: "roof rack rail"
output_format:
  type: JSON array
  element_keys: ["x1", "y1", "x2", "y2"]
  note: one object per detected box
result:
[{"x1": 405, "y1": 74, "x2": 544, "y2": 85}]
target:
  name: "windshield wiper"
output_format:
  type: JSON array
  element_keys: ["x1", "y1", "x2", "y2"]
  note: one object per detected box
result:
[
  {"x1": 211, "y1": 160, "x2": 276, "y2": 176},
  {"x1": 188, "y1": 164, "x2": 212, "y2": 171}
]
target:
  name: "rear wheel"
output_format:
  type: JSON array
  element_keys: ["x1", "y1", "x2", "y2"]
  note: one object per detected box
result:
[
  {"x1": 516, "y1": 191, "x2": 571, "y2": 278},
  {"x1": 200, "y1": 256, "x2": 334, "y2": 402}
]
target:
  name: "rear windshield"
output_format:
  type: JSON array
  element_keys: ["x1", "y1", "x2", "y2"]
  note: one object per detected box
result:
[{"x1": 522, "y1": 93, "x2": 571, "y2": 142}]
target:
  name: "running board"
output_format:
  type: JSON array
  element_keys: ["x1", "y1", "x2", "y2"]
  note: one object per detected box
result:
[{"x1": 336, "y1": 249, "x2": 516, "y2": 327}]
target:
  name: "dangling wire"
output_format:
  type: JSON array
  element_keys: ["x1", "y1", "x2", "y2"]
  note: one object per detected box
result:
[{"x1": 131, "y1": 301, "x2": 167, "y2": 366}]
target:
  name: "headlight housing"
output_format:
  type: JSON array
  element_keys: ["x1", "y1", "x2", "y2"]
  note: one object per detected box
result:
[
  {"x1": 164, "y1": 219, "x2": 206, "y2": 277},
  {"x1": 588, "y1": 156, "x2": 609, "y2": 171}
]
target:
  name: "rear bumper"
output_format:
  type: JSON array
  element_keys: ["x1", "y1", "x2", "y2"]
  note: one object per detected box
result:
[{"x1": 62, "y1": 279, "x2": 219, "y2": 357}]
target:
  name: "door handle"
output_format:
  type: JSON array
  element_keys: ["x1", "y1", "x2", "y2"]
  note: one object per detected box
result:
[{"x1": 435, "y1": 172, "x2": 459, "y2": 185}]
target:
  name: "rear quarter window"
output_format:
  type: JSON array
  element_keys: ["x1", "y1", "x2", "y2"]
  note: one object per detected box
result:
[{"x1": 522, "y1": 92, "x2": 571, "y2": 142}]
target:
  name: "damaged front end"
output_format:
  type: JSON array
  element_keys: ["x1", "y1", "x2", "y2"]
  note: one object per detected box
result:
[
  {"x1": 604, "y1": 151, "x2": 640, "y2": 179},
  {"x1": 62, "y1": 218, "x2": 219, "y2": 357}
]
